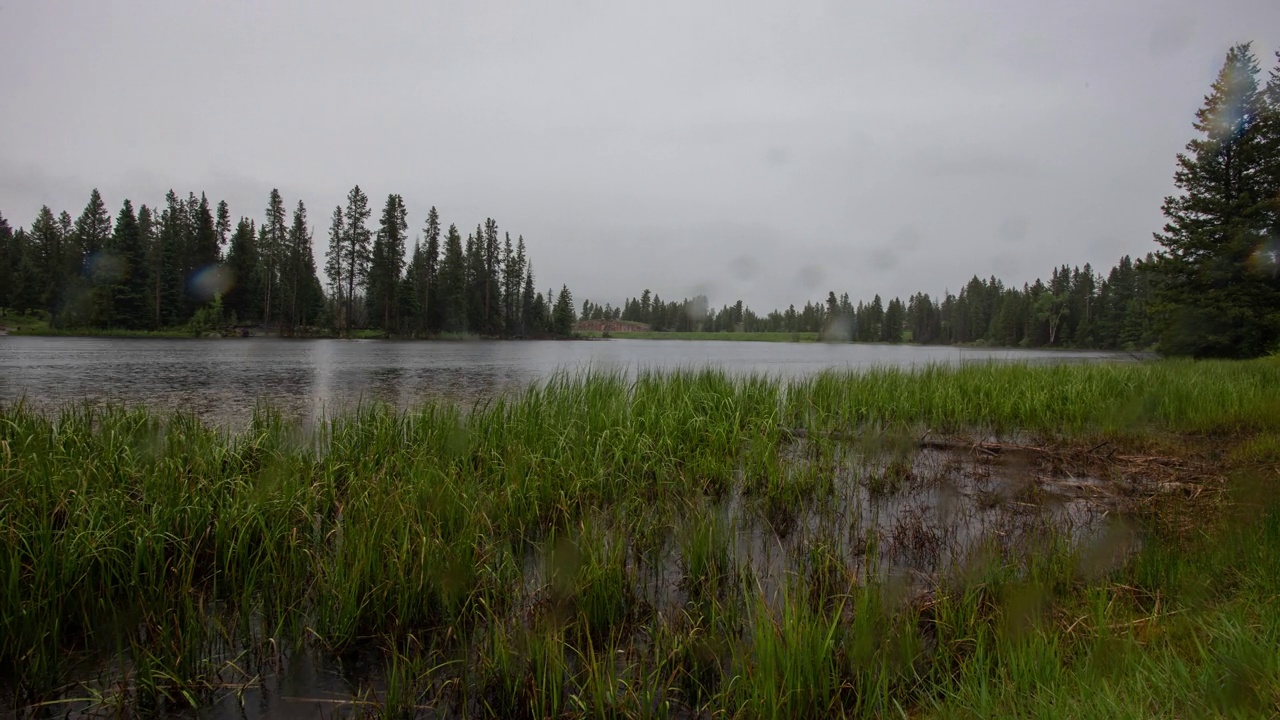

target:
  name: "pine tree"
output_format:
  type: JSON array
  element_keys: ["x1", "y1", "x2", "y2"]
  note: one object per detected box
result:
[
  {"x1": 552, "y1": 284, "x2": 576, "y2": 336},
  {"x1": 368, "y1": 194, "x2": 408, "y2": 332},
  {"x1": 224, "y1": 218, "x2": 261, "y2": 323},
  {"x1": 340, "y1": 187, "x2": 373, "y2": 333},
  {"x1": 155, "y1": 192, "x2": 188, "y2": 326},
  {"x1": 438, "y1": 223, "x2": 467, "y2": 332},
  {"x1": 138, "y1": 203, "x2": 163, "y2": 326},
  {"x1": 69, "y1": 189, "x2": 113, "y2": 325},
  {"x1": 882, "y1": 298, "x2": 905, "y2": 342},
  {"x1": 73, "y1": 189, "x2": 112, "y2": 259},
  {"x1": 215, "y1": 200, "x2": 231, "y2": 250},
  {"x1": 29, "y1": 206, "x2": 66, "y2": 324},
  {"x1": 281, "y1": 200, "x2": 322, "y2": 332},
  {"x1": 501, "y1": 232, "x2": 516, "y2": 334},
  {"x1": 261, "y1": 189, "x2": 288, "y2": 326},
  {"x1": 0, "y1": 212, "x2": 13, "y2": 310},
  {"x1": 529, "y1": 290, "x2": 548, "y2": 334},
  {"x1": 401, "y1": 240, "x2": 427, "y2": 334},
  {"x1": 465, "y1": 226, "x2": 487, "y2": 332},
  {"x1": 522, "y1": 264, "x2": 536, "y2": 336},
  {"x1": 1154, "y1": 43, "x2": 1280, "y2": 357},
  {"x1": 324, "y1": 205, "x2": 344, "y2": 329},
  {"x1": 1260, "y1": 51, "x2": 1280, "y2": 281},
  {"x1": 422, "y1": 206, "x2": 441, "y2": 333},
  {"x1": 190, "y1": 193, "x2": 221, "y2": 272},
  {"x1": 10, "y1": 228, "x2": 42, "y2": 313},
  {"x1": 483, "y1": 218, "x2": 501, "y2": 334},
  {"x1": 105, "y1": 199, "x2": 150, "y2": 329}
]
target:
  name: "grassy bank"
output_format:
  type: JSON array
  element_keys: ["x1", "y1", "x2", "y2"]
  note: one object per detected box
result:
[
  {"x1": 0, "y1": 311, "x2": 488, "y2": 340},
  {"x1": 2, "y1": 360, "x2": 1278, "y2": 717},
  {"x1": 579, "y1": 330, "x2": 821, "y2": 342},
  {"x1": 0, "y1": 312, "x2": 191, "y2": 338}
]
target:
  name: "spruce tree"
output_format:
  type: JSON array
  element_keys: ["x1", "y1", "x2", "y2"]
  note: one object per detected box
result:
[
  {"x1": 340, "y1": 187, "x2": 373, "y2": 333},
  {"x1": 281, "y1": 200, "x2": 321, "y2": 332},
  {"x1": 522, "y1": 264, "x2": 536, "y2": 336},
  {"x1": 215, "y1": 200, "x2": 231, "y2": 250},
  {"x1": 1154, "y1": 43, "x2": 1280, "y2": 357},
  {"x1": 261, "y1": 189, "x2": 288, "y2": 325},
  {"x1": 137, "y1": 203, "x2": 163, "y2": 326},
  {"x1": 190, "y1": 193, "x2": 221, "y2": 272},
  {"x1": 324, "y1": 205, "x2": 345, "y2": 330},
  {"x1": 530, "y1": 291, "x2": 548, "y2": 334},
  {"x1": 552, "y1": 285, "x2": 576, "y2": 336},
  {"x1": 71, "y1": 189, "x2": 115, "y2": 325},
  {"x1": 224, "y1": 218, "x2": 262, "y2": 323},
  {"x1": 882, "y1": 298, "x2": 905, "y2": 342},
  {"x1": 501, "y1": 232, "x2": 516, "y2": 333},
  {"x1": 401, "y1": 240, "x2": 427, "y2": 334},
  {"x1": 465, "y1": 227, "x2": 486, "y2": 332},
  {"x1": 1261, "y1": 51, "x2": 1280, "y2": 279},
  {"x1": 10, "y1": 228, "x2": 42, "y2": 313},
  {"x1": 483, "y1": 218, "x2": 501, "y2": 333},
  {"x1": 368, "y1": 194, "x2": 408, "y2": 332},
  {"x1": 155, "y1": 192, "x2": 188, "y2": 326},
  {"x1": 438, "y1": 223, "x2": 467, "y2": 332},
  {"x1": 0, "y1": 212, "x2": 13, "y2": 311},
  {"x1": 29, "y1": 206, "x2": 65, "y2": 323},
  {"x1": 73, "y1": 189, "x2": 112, "y2": 259},
  {"x1": 422, "y1": 206, "x2": 441, "y2": 333},
  {"x1": 105, "y1": 200, "x2": 150, "y2": 329}
]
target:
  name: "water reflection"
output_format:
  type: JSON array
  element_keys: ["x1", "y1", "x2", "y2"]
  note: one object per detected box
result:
[{"x1": 0, "y1": 337, "x2": 1131, "y2": 427}]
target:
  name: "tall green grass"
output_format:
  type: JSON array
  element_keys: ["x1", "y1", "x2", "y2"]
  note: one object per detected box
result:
[{"x1": 1, "y1": 358, "x2": 1278, "y2": 716}]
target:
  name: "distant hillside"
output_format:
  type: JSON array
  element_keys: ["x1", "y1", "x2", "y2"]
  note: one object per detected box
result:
[{"x1": 574, "y1": 319, "x2": 649, "y2": 333}]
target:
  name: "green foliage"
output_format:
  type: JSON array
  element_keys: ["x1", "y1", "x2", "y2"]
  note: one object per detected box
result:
[
  {"x1": 2, "y1": 362, "x2": 1279, "y2": 715},
  {"x1": 223, "y1": 216, "x2": 260, "y2": 323},
  {"x1": 367, "y1": 194, "x2": 408, "y2": 332},
  {"x1": 552, "y1": 284, "x2": 575, "y2": 336},
  {"x1": 438, "y1": 223, "x2": 468, "y2": 333},
  {"x1": 1153, "y1": 43, "x2": 1280, "y2": 358},
  {"x1": 0, "y1": 212, "x2": 13, "y2": 310},
  {"x1": 104, "y1": 199, "x2": 150, "y2": 329},
  {"x1": 187, "y1": 293, "x2": 226, "y2": 336}
]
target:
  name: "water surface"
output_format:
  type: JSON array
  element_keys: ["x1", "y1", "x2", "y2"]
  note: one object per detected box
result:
[{"x1": 0, "y1": 336, "x2": 1128, "y2": 425}]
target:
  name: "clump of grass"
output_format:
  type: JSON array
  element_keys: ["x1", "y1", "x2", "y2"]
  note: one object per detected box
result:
[
  {"x1": 2, "y1": 360, "x2": 1279, "y2": 716},
  {"x1": 680, "y1": 507, "x2": 735, "y2": 604}
]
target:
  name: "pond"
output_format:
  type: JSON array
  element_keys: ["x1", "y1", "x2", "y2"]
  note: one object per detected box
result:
[{"x1": 0, "y1": 336, "x2": 1130, "y2": 425}]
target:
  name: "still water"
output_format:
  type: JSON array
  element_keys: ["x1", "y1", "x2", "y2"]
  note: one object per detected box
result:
[{"x1": 0, "y1": 336, "x2": 1128, "y2": 426}]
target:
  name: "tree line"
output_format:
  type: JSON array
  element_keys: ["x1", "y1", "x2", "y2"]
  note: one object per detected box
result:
[
  {"x1": 589, "y1": 44, "x2": 1280, "y2": 358},
  {"x1": 590, "y1": 254, "x2": 1157, "y2": 350},
  {"x1": 0, "y1": 187, "x2": 578, "y2": 337}
]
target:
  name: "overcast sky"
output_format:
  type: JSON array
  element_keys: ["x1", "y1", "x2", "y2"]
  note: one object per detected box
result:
[{"x1": 2, "y1": 1, "x2": 1279, "y2": 310}]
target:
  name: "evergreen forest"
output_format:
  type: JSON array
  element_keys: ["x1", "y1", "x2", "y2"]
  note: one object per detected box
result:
[{"x1": 0, "y1": 188, "x2": 577, "y2": 338}]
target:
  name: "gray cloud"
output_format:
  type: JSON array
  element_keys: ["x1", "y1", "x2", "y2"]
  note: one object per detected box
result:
[{"x1": 1, "y1": 0, "x2": 1278, "y2": 313}]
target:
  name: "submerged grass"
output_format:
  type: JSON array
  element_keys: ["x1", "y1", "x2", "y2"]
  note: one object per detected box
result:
[{"x1": 1, "y1": 358, "x2": 1278, "y2": 717}]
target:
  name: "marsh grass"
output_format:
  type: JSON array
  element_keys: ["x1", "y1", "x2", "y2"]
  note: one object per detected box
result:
[{"x1": 2, "y1": 359, "x2": 1279, "y2": 717}]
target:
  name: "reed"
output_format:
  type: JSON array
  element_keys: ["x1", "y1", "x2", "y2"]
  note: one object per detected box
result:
[{"x1": 1, "y1": 358, "x2": 1278, "y2": 716}]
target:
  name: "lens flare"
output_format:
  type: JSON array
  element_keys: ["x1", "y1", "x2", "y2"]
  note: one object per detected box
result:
[
  {"x1": 189, "y1": 264, "x2": 235, "y2": 302},
  {"x1": 85, "y1": 251, "x2": 126, "y2": 285}
]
